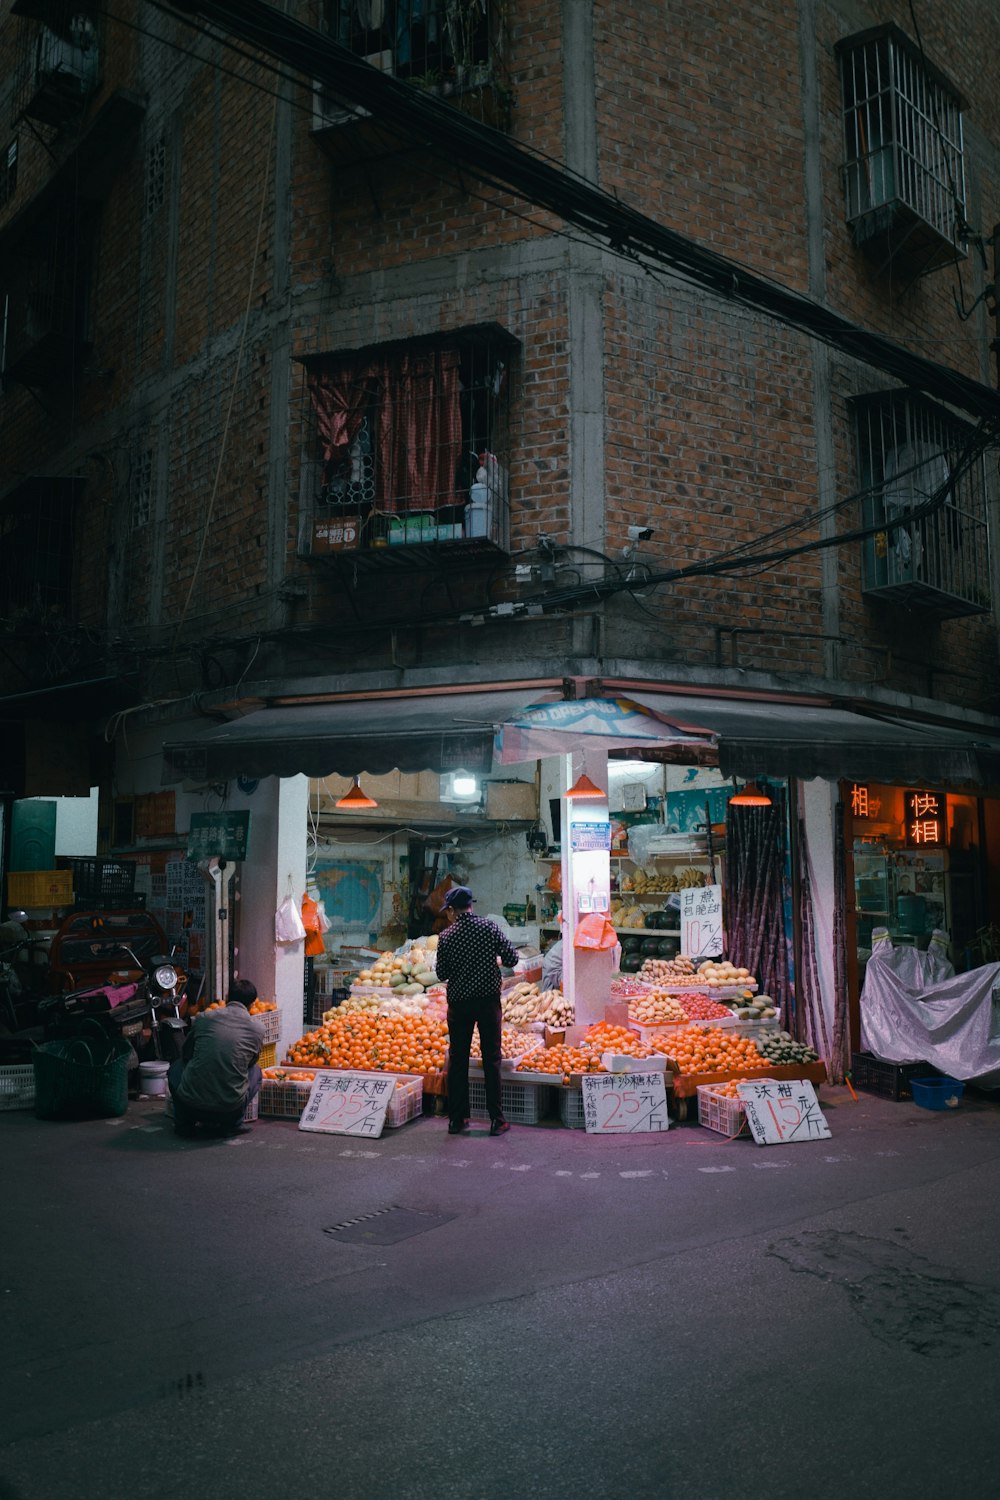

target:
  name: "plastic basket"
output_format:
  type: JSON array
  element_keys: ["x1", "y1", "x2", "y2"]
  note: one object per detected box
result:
[
  {"x1": 252, "y1": 1009, "x2": 280, "y2": 1045},
  {"x1": 696, "y1": 1084, "x2": 750, "y2": 1137},
  {"x1": 258, "y1": 1042, "x2": 277, "y2": 1071},
  {"x1": 33, "y1": 1035, "x2": 131, "y2": 1119},
  {"x1": 242, "y1": 1089, "x2": 259, "y2": 1122},
  {"x1": 65, "y1": 857, "x2": 136, "y2": 905},
  {"x1": 0, "y1": 1064, "x2": 35, "y2": 1111},
  {"x1": 559, "y1": 1086, "x2": 586, "y2": 1130},
  {"x1": 850, "y1": 1051, "x2": 931, "y2": 1101},
  {"x1": 385, "y1": 1074, "x2": 424, "y2": 1128},
  {"x1": 910, "y1": 1075, "x2": 964, "y2": 1111},
  {"x1": 469, "y1": 1078, "x2": 551, "y2": 1124},
  {"x1": 6, "y1": 869, "x2": 74, "y2": 908},
  {"x1": 260, "y1": 1075, "x2": 315, "y2": 1118}
]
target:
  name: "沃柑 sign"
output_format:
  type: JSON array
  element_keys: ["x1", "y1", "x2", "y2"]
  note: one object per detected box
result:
[
  {"x1": 736, "y1": 1078, "x2": 830, "y2": 1146},
  {"x1": 187, "y1": 811, "x2": 251, "y2": 861},
  {"x1": 581, "y1": 1070, "x2": 669, "y2": 1133},
  {"x1": 680, "y1": 882, "x2": 723, "y2": 958},
  {"x1": 298, "y1": 1072, "x2": 395, "y2": 1137}
]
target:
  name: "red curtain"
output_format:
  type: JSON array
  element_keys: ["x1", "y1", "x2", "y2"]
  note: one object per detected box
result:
[{"x1": 307, "y1": 347, "x2": 463, "y2": 514}]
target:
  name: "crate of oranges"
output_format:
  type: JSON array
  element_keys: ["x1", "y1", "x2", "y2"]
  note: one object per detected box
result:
[{"x1": 696, "y1": 1078, "x2": 776, "y2": 1137}]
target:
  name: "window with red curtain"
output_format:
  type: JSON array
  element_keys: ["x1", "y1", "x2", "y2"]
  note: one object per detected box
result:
[{"x1": 307, "y1": 345, "x2": 463, "y2": 516}]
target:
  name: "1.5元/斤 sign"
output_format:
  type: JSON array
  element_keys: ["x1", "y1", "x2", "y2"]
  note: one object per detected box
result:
[
  {"x1": 736, "y1": 1078, "x2": 830, "y2": 1146},
  {"x1": 186, "y1": 811, "x2": 251, "y2": 862}
]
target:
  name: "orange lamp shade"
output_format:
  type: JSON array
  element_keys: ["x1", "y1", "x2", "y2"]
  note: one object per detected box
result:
[
  {"x1": 564, "y1": 773, "x2": 606, "y2": 798},
  {"x1": 729, "y1": 781, "x2": 772, "y2": 807},
  {"x1": 335, "y1": 776, "x2": 378, "y2": 809}
]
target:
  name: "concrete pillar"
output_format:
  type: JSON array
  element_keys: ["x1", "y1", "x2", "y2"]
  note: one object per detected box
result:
[
  {"x1": 560, "y1": 747, "x2": 614, "y2": 1028},
  {"x1": 235, "y1": 774, "x2": 309, "y2": 1061},
  {"x1": 799, "y1": 778, "x2": 838, "y2": 1049}
]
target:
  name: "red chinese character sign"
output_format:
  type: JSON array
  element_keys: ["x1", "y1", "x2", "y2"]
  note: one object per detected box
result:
[
  {"x1": 736, "y1": 1079, "x2": 831, "y2": 1146},
  {"x1": 904, "y1": 789, "x2": 945, "y2": 848},
  {"x1": 298, "y1": 1072, "x2": 394, "y2": 1137},
  {"x1": 581, "y1": 1071, "x2": 669, "y2": 1133}
]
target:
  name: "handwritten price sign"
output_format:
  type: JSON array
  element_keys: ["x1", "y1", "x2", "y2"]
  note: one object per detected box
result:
[
  {"x1": 298, "y1": 1072, "x2": 394, "y2": 1138},
  {"x1": 736, "y1": 1078, "x2": 830, "y2": 1146},
  {"x1": 581, "y1": 1071, "x2": 669, "y2": 1133},
  {"x1": 680, "y1": 882, "x2": 723, "y2": 958}
]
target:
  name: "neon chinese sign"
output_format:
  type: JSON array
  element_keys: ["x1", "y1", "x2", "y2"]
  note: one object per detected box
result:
[
  {"x1": 849, "y1": 784, "x2": 882, "y2": 820},
  {"x1": 904, "y1": 789, "x2": 945, "y2": 847}
]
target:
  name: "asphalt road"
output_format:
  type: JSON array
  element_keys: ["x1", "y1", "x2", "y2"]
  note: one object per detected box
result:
[{"x1": 3, "y1": 1085, "x2": 999, "y2": 1500}]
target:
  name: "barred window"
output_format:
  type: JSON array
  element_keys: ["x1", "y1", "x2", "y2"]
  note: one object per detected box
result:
[
  {"x1": 837, "y1": 25, "x2": 966, "y2": 276},
  {"x1": 855, "y1": 392, "x2": 990, "y2": 618}
]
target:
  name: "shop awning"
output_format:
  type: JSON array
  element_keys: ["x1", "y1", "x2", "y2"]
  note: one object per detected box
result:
[
  {"x1": 161, "y1": 689, "x2": 560, "y2": 782},
  {"x1": 161, "y1": 684, "x2": 1000, "y2": 794},
  {"x1": 623, "y1": 691, "x2": 1000, "y2": 793}
]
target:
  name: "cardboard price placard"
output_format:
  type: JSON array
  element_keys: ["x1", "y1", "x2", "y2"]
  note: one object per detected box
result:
[
  {"x1": 680, "y1": 883, "x2": 723, "y2": 958},
  {"x1": 581, "y1": 1071, "x2": 669, "y2": 1133},
  {"x1": 298, "y1": 1072, "x2": 394, "y2": 1137},
  {"x1": 736, "y1": 1078, "x2": 830, "y2": 1146}
]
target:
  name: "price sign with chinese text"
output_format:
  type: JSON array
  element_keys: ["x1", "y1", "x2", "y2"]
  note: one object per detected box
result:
[
  {"x1": 298, "y1": 1072, "x2": 394, "y2": 1137},
  {"x1": 736, "y1": 1079, "x2": 830, "y2": 1146},
  {"x1": 570, "y1": 821, "x2": 612, "y2": 852},
  {"x1": 581, "y1": 1071, "x2": 669, "y2": 1133},
  {"x1": 680, "y1": 882, "x2": 723, "y2": 958}
]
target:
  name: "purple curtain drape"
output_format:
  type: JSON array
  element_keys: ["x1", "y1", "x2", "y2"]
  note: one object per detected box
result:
[{"x1": 307, "y1": 347, "x2": 463, "y2": 513}]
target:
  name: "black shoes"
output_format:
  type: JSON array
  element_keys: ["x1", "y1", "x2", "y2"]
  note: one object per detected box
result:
[
  {"x1": 489, "y1": 1118, "x2": 511, "y2": 1136},
  {"x1": 448, "y1": 1118, "x2": 470, "y2": 1134}
]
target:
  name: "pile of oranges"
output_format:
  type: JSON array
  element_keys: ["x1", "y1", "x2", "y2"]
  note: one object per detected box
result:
[
  {"x1": 203, "y1": 998, "x2": 277, "y2": 1013},
  {"x1": 652, "y1": 1025, "x2": 768, "y2": 1076},
  {"x1": 581, "y1": 1022, "x2": 659, "y2": 1057},
  {"x1": 285, "y1": 1012, "x2": 448, "y2": 1074},
  {"x1": 516, "y1": 1044, "x2": 606, "y2": 1085}
]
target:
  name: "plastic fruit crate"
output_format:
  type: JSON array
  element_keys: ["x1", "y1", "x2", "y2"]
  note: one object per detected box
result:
[
  {"x1": 65, "y1": 857, "x2": 136, "y2": 905},
  {"x1": 258, "y1": 1042, "x2": 277, "y2": 1071},
  {"x1": 696, "y1": 1083, "x2": 752, "y2": 1137},
  {"x1": 6, "y1": 870, "x2": 73, "y2": 908},
  {"x1": 469, "y1": 1078, "x2": 551, "y2": 1124},
  {"x1": 260, "y1": 1074, "x2": 315, "y2": 1118},
  {"x1": 850, "y1": 1051, "x2": 933, "y2": 1101},
  {"x1": 559, "y1": 1086, "x2": 586, "y2": 1130},
  {"x1": 384, "y1": 1074, "x2": 424, "y2": 1128},
  {"x1": 910, "y1": 1075, "x2": 964, "y2": 1111},
  {"x1": 0, "y1": 1064, "x2": 35, "y2": 1111},
  {"x1": 252, "y1": 1008, "x2": 280, "y2": 1045}
]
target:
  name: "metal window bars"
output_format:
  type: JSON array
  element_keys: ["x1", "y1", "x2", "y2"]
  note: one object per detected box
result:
[
  {"x1": 855, "y1": 393, "x2": 991, "y2": 618},
  {"x1": 838, "y1": 27, "x2": 966, "y2": 273}
]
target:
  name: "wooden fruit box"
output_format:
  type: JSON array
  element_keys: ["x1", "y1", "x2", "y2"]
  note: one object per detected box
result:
[{"x1": 670, "y1": 1059, "x2": 827, "y2": 1100}]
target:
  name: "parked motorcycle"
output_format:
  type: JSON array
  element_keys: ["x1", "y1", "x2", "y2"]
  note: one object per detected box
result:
[{"x1": 38, "y1": 944, "x2": 188, "y2": 1063}]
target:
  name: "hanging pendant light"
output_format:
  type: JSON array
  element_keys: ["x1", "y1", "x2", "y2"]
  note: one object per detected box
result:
[
  {"x1": 564, "y1": 773, "x2": 606, "y2": 799},
  {"x1": 729, "y1": 781, "x2": 772, "y2": 807},
  {"x1": 335, "y1": 775, "x2": 378, "y2": 809}
]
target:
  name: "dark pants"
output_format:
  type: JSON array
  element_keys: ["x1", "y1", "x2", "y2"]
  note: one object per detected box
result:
[
  {"x1": 168, "y1": 1059, "x2": 262, "y2": 1134},
  {"x1": 447, "y1": 995, "x2": 504, "y2": 1124}
]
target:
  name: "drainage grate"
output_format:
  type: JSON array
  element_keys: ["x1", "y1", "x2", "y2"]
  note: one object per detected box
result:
[{"x1": 323, "y1": 1205, "x2": 457, "y2": 1245}]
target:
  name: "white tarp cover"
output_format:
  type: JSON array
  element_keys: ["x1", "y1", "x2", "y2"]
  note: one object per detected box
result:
[{"x1": 860, "y1": 930, "x2": 1000, "y2": 1086}]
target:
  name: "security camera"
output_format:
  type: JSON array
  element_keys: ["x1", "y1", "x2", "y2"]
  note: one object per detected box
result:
[{"x1": 627, "y1": 525, "x2": 653, "y2": 542}]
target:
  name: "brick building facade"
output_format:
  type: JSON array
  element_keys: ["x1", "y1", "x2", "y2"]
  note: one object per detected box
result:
[{"x1": 3, "y1": 1, "x2": 1000, "y2": 1056}]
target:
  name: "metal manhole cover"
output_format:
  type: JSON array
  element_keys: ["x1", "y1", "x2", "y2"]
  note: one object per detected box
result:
[{"x1": 323, "y1": 1206, "x2": 457, "y2": 1245}]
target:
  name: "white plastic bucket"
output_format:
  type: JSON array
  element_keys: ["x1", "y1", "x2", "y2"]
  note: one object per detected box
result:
[{"x1": 139, "y1": 1060, "x2": 170, "y2": 1097}]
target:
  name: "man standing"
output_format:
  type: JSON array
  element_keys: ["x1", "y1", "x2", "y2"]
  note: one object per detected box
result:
[
  {"x1": 168, "y1": 978, "x2": 264, "y2": 1137},
  {"x1": 434, "y1": 886, "x2": 519, "y2": 1136}
]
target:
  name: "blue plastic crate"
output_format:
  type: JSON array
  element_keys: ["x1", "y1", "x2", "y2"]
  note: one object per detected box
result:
[{"x1": 910, "y1": 1076, "x2": 964, "y2": 1111}]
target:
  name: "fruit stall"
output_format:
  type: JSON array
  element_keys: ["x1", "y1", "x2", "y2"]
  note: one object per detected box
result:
[{"x1": 262, "y1": 939, "x2": 828, "y2": 1133}]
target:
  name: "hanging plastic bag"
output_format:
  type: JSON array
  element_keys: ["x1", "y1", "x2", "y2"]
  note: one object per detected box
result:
[
  {"x1": 300, "y1": 892, "x2": 327, "y2": 958},
  {"x1": 275, "y1": 894, "x2": 306, "y2": 944},
  {"x1": 573, "y1": 911, "x2": 619, "y2": 950}
]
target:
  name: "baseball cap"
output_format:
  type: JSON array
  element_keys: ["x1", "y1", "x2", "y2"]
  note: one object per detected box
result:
[{"x1": 443, "y1": 886, "x2": 474, "y2": 909}]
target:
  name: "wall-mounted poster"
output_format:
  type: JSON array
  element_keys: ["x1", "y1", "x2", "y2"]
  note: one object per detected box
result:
[{"x1": 312, "y1": 858, "x2": 383, "y2": 930}]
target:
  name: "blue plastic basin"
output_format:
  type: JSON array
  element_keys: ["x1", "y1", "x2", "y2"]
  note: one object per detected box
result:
[{"x1": 910, "y1": 1076, "x2": 964, "y2": 1111}]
